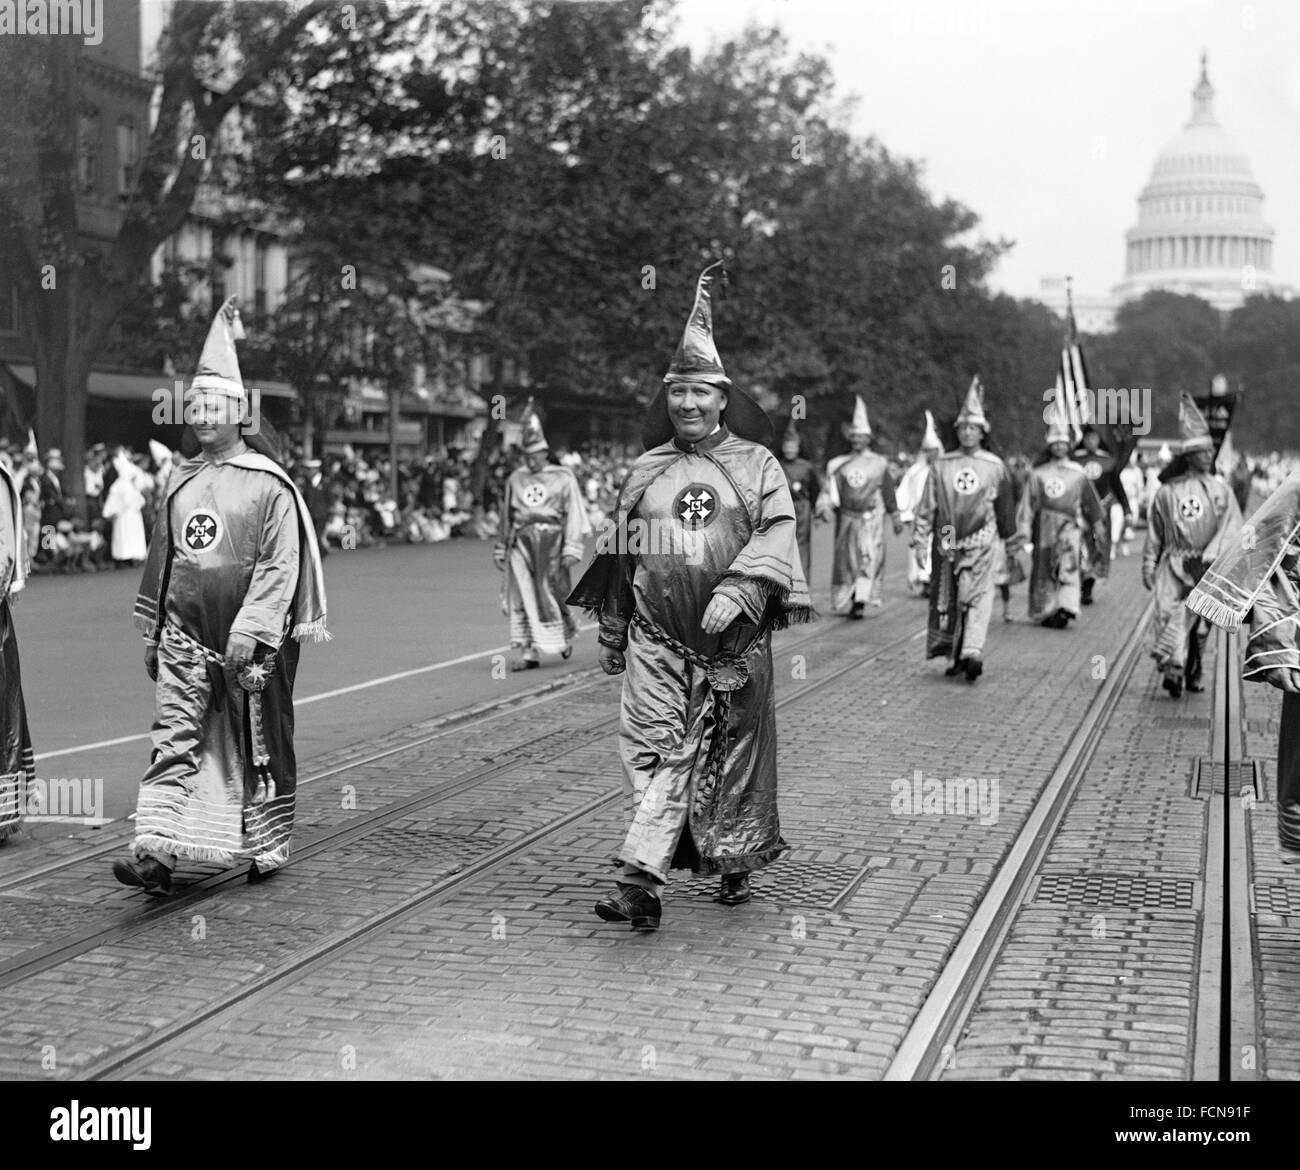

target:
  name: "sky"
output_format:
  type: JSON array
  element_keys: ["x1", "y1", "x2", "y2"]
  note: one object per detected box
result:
[{"x1": 671, "y1": 0, "x2": 1300, "y2": 302}]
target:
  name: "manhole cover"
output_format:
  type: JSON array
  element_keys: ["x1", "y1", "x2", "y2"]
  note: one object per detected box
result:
[
  {"x1": 1030, "y1": 873, "x2": 1198, "y2": 909},
  {"x1": 1152, "y1": 716, "x2": 1210, "y2": 730},
  {"x1": 344, "y1": 826, "x2": 493, "y2": 863},
  {"x1": 672, "y1": 858, "x2": 861, "y2": 908},
  {"x1": 1253, "y1": 884, "x2": 1300, "y2": 916},
  {"x1": 1191, "y1": 759, "x2": 1261, "y2": 800}
]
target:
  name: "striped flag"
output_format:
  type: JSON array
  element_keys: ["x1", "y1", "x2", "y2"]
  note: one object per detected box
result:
[{"x1": 1060, "y1": 288, "x2": 1137, "y2": 470}]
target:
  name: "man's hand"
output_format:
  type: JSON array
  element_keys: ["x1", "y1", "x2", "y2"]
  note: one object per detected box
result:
[
  {"x1": 1274, "y1": 669, "x2": 1300, "y2": 694},
  {"x1": 562, "y1": 554, "x2": 580, "y2": 568},
  {"x1": 598, "y1": 645, "x2": 626, "y2": 675},
  {"x1": 493, "y1": 545, "x2": 506, "y2": 571},
  {"x1": 892, "y1": 516, "x2": 904, "y2": 536},
  {"x1": 701, "y1": 595, "x2": 742, "y2": 635},
  {"x1": 1141, "y1": 570, "x2": 1154, "y2": 591},
  {"x1": 144, "y1": 644, "x2": 159, "y2": 682},
  {"x1": 225, "y1": 632, "x2": 257, "y2": 669}
]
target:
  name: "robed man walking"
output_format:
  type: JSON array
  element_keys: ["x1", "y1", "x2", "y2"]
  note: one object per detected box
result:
[
  {"x1": 114, "y1": 299, "x2": 329, "y2": 894},
  {"x1": 568, "y1": 261, "x2": 813, "y2": 931}
]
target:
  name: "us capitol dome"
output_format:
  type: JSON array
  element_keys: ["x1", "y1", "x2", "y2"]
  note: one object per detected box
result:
[{"x1": 1111, "y1": 53, "x2": 1292, "y2": 310}]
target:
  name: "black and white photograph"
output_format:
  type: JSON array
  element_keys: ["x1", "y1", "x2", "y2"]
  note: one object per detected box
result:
[{"x1": 0, "y1": 0, "x2": 1297, "y2": 1137}]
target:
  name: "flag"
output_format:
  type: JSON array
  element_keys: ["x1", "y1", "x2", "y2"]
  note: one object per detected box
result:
[{"x1": 1060, "y1": 283, "x2": 1137, "y2": 471}]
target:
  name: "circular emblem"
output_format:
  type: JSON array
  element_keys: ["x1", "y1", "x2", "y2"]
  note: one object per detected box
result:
[
  {"x1": 674, "y1": 483, "x2": 717, "y2": 529},
  {"x1": 1179, "y1": 495, "x2": 1205, "y2": 521},
  {"x1": 182, "y1": 510, "x2": 221, "y2": 553},
  {"x1": 1043, "y1": 476, "x2": 1066, "y2": 500},
  {"x1": 1084, "y1": 461, "x2": 1102, "y2": 481},
  {"x1": 953, "y1": 468, "x2": 979, "y2": 495},
  {"x1": 521, "y1": 483, "x2": 547, "y2": 508},
  {"x1": 845, "y1": 467, "x2": 868, "y2": 489}
]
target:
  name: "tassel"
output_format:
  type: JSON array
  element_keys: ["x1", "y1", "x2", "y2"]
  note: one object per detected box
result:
[{"x1": 291, "y1": 620, "x2": 332, "y2": 643}]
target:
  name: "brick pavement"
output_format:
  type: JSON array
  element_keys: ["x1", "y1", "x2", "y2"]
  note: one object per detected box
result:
[
  {"x1": 5, "y1": 554, "x2": 1246, "y2": 1081},
  {"x1": 92, "y1": 560, "x2": 1162, "y2": 1080}
]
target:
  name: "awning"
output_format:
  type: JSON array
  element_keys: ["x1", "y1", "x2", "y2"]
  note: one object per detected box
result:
[{"x1": 4, "y1": 364, "x2": 297, "y2": 402}]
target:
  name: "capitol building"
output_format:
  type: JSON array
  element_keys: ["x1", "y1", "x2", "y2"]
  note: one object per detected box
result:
[{"x1": 1039, "y1": 55, "x2": 1293, "y2": 332}]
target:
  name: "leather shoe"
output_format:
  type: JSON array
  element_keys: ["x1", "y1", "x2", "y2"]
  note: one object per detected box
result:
[
  {"x1": 945, "y1": 662, "x2": 963, "y2": 676},
  {"x1": 594, "y1": 883, "x2": 661, "y2": 931},
  {"x1": 716, "y1": 873, "x2": 752, "y2": 906},
  {"x1": 247, "y1": 862, "x2": 277, "y2": 883},
  {"x1": 1162, "y1": 675, "x2": 1183, "y2": 699},
  {"x1": 963, "y1": 656, "x2": 983, "y2": 682},
  {"x1": 112, "y1": 856, "x2": 172, "y2": 896}
]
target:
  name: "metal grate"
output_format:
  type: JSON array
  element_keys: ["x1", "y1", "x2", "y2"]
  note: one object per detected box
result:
[
  {"x1": 1030, "y1": 873, "x2": 1198, "y2": 910},
  {"x1": 672, "y1": 858, "x2": 862, "y2": 909},
  {"x1": 337, "y1": 826, "x2": 495, "y2": 864},
  {"x1": 1191, "y1": 758, "x2": 1261, "y2": 800},
  {"x1": 1152, "y1": 716, "x2": 1211, "y2": 730},
  {"x1": 1252, "y1": 884, "x2": 1300, "y2": 916}
]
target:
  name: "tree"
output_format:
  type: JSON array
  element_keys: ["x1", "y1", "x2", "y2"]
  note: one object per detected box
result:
[{"x1": 0, "y1": 0, "x2": 407, "y2": 513}]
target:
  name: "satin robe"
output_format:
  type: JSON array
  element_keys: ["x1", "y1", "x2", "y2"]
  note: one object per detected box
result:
[
  {"x1": 1018, "y1": 459, "x2": 1106, "y2": 622},
  {"x1": 896, "y1": 458, "x2": 937, "y2": 593},
  {"x1": 913, "y1": 448, "x2": 1016, "y2": 661},
  {"x1": 133, "y1": 455, "x2": 304, "y2": 868},
  {"x1": 0, "y1": 466, "x2": 33, "y2": 841},
  {"x1": 568, "y1": 426, "x2": 812, "y2": 883},
  {"x1": 1143, "y1": 471, "x2": 1241, "y2": 683},
  {"x1": 778, "y1": 455, "x2": 819, "y2": 583},
  {"x1": 822, "y1": 450, "x2": 898, "y2": 611},
  {"x1": 498, "y1": 464, "x2": 589, "y2": 655}
]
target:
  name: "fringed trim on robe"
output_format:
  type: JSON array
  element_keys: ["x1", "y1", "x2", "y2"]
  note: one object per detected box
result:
[{"x1": 1188, "y1": 471, "x2": 1300, "y2": 631}]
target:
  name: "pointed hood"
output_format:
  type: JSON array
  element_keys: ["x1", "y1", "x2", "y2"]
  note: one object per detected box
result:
[
  {"x1": 642, "y1": 261, "x2": 772, "y2": 449},
  {"x1": 1179, "y1": 391, "x2": 1214, "y2": 453},
  {"x1": 521, "y1": 398, "x2": 549, "y2": 453},
  {"x1": 956, "y1": 376, "x2": 990, "y2": 432},
  {"x1": 189, "y1": 296, "x2": 247, "y2": 401},
  {"x1": 848, "y1": 395, "x2": 872, "y2": 436},
  {"x1": 664, "y1": 259, "x2": 729, "y2": 387},
  {"x1": 1045, "y1": 376, "x2": 1072, "y2": 446},
  {"x1": 921, "y1": 410, "x2": 943, "y2": 451}
]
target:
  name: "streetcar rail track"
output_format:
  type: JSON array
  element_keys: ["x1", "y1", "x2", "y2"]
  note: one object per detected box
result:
[
  {"x1": 0, "y1": 618, "x2": 885, "y2": 992},
  {"x1": 884, "y1": 600, "x2": 1155, "y2": 1080},
  {"x1": 74, "y1": 622, "x2": 927, "y2": 1079}
]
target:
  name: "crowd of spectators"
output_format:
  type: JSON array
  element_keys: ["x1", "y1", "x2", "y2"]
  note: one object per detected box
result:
[
  {"x1": 0, "y1": 438, "x2": 634, "y2": 574},
  {"x1": 7, "y1": 434, "x2": 1297, "y2": 579}
]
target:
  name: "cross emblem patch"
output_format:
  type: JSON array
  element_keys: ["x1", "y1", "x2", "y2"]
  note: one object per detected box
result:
[
  {"x1": 953, "y1": 468, "x2": 978, "y2": 495},
  {"x1": 1179, "y1": 496, "x2": 1205, "y2": 521},
  {"x1": 1044, "y1": 476, "x2": 1066, "y2": 500},
  {"x1": 182, "y1": 511, "x2": 221, "y2": 553},
  {"x1": 674, "y1": 484, "x2": 717, "y2": 529},
  {"x1": 845, "y1": 467, "x2": 868, "y2": 489},
  {"x1": 521, "y1": 483, "x2": 547, "y2": 508},
  {"x1": 1084, "y1": 461, "x2": 1102, "y2": 480}
]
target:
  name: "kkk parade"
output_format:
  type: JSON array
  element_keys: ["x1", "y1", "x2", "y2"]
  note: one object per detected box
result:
[
  {"x1": 911, "y1": 379, "x2": 1019, "y2": 681},
  {"x1": 819, "y1": 395, "x2": 902, "y2": 617},
  {"x1": 6, "y1": 1, "x2": 1300, "y2": 1124},
  {"x1": 112, "y1": 300, "x2": 329, "y2": 893},
  {"x1": 568, "y1": 261, "x2": 812, "y2": 929},
  {"x1": 494, "y1": 401, "x2": 589, "y2": 671}
]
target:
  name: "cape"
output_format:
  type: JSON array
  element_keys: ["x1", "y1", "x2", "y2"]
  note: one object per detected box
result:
[
  {"x1": 133, "y1": 449, "x2": 330, "y2": 644},
  {"x1": 1188, "y1": 470, "x2": 1300, "y2": 631}
]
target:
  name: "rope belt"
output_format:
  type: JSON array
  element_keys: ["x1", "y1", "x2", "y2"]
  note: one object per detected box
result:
[
  {"x1": 942, "y1": 518, "x2": 997, "y2": 553},
  {"x1": 630, "y1": 609, "x2": 767, "y2": 817},
  {"x1": 163, "y1": 620, "x2": 279, "y2": 775},
  {"x1": 840, "y1": 506, "x2": 876, "y2": 517}
]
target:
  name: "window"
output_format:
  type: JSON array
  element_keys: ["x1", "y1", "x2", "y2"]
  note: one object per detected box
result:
[
  {"x1": 77, "y1": 109, "x2": 100, "y2": 194},
  {"x1": 0, "y1": 277, "x2": 18, "y2": 335},
  {"x1": 117, "y1": 118, "x2": 138, "y2": 196},
  {"x1": 254, "y1": 239, "x2": 268, "y2": 318}
]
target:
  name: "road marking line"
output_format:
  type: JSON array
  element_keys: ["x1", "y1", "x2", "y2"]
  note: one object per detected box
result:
[{"x1": 36, "y1": 623, "x2": 598, "y2": 761}]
